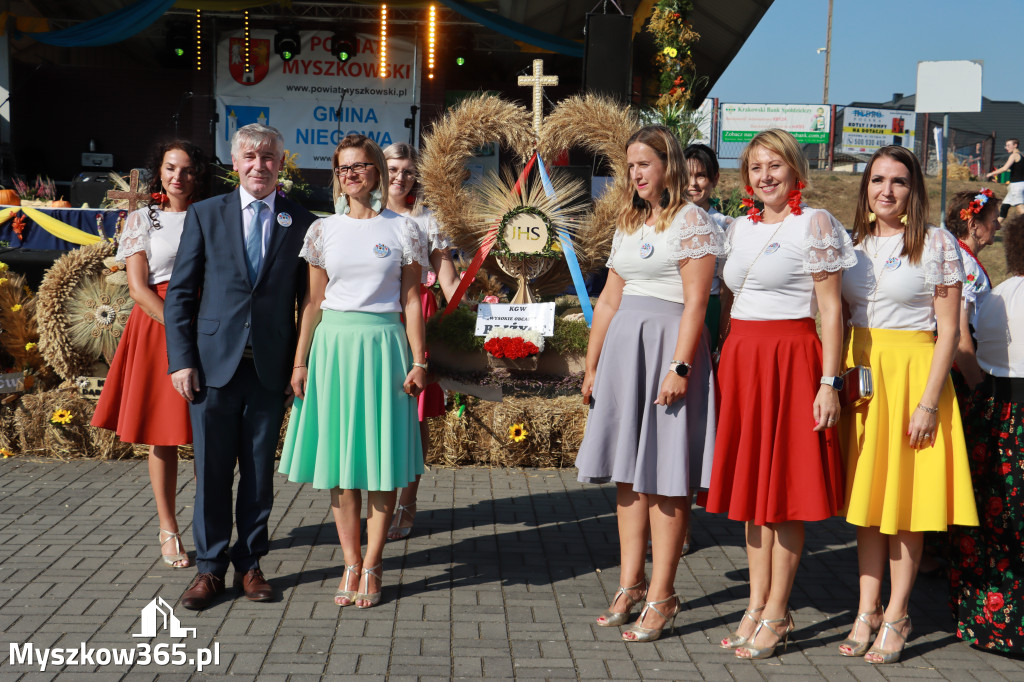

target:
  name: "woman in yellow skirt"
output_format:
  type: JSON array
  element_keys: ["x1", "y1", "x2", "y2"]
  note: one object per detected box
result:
[{"x1": 838, "y1": 145, "x2": 979, "y2": 664}]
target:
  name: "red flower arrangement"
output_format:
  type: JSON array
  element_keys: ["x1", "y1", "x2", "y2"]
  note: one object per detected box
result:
[{"x1": 484, "y1": 337, "x2": 540, "y2": 360}]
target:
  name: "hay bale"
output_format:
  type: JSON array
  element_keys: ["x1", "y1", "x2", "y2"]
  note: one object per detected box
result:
[
  {"x1": 14, "y1": 383, "x2": 132, "y2": 459},
  {"x1": 428, "y1": 395, "x2": 587, "y2": 468}
]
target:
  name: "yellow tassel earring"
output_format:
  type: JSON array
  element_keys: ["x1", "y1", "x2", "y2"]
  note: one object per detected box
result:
[
  {"x1": 868, "y1": 212, "x2": 877, "y2": 223},
  {"x1": 900, "y1": 214, "x2": 908, "y2": 225}
]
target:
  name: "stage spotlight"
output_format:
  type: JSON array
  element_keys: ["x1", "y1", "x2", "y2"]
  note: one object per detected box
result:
[
  {"x1": 330, "y1": 31, "x2": 357, "y2": 62},
  {"x1": 274, "y1": 26, "x2": 301, "y2": 61}
]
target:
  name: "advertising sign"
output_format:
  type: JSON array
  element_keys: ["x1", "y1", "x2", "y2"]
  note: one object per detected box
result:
[
  {"x1": 215, "y1": 30, "x2": 419, "y2": 169},
  {"x1": 840, "y1": 107, "x2": 916, "y2": 154},
  {"x1": 720, "y1": 103, "x2": 830, "y2": 144}
]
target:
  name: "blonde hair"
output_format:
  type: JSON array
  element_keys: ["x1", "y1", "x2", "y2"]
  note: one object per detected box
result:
[
  {"x1": 616, "y1": 125, "x2": 690, "y2": 234},
  {"x1": 382, "y1": 142, "x2": 423, "y2": 216},
  {"x1": 739, "y1": 128, "x2": 810, "y2": 191},
  {"x1": 331, "y1": 134, "x2": 388, "y2": 208}
]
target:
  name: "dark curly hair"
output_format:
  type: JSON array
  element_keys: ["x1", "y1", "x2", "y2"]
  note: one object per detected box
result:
[
  {"x1": 145, "y1": 140, "x2": 208, "y2": 229},
  {"x1": 945, "y1": 189, "x2": 1000, "y2": 239},
  {"x1": 1003, "y1": 213, "x2": 1024, "y2": 277}
]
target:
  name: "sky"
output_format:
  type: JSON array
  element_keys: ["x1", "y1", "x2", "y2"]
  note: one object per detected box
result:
[{"x1": 709, "y1": 0, "x2": 1022, "y2": 106}]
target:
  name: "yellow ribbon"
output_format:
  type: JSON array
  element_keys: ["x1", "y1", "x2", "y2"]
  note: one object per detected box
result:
[{"x1": 0, "y1": 207, "x2": 103, "y2": 246}]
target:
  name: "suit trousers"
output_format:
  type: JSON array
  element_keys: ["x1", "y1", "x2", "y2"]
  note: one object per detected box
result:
[{"x1": 189, "y1": 357, "x2": 286, "y2": 576}]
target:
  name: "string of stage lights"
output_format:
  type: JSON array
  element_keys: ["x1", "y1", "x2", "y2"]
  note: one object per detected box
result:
[{"x1": 172, "y1": 4, "x2": 465, "y2": 79}]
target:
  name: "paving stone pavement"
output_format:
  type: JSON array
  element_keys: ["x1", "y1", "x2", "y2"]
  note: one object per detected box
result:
[{"x1": 1, "y1": 459, "x2": 1022, "y2": 681}]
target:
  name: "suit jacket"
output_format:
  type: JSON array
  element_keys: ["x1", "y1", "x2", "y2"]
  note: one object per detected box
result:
[{"x1": 165, "y1": 189, "x2": 316, "y2": 391}]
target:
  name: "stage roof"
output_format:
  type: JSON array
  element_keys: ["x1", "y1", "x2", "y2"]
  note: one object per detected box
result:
[{"x1": 15, "y1": 0, "x2": 773, "y2": 102}]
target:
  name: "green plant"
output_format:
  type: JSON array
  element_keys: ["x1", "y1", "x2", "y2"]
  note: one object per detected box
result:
[
  {"x1": 647, "y1": 0, "x2": 701, "y2": 108},
  {"x1": 638, "y1": 101, "x2": 708, "y2": 148}
]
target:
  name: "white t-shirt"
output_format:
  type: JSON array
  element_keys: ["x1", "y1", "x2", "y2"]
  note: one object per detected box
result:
[
  {"x1": 116, "y1": 208, "x2": 187, "y2": 285},
  {"x1": 975, "y1": 276, "x2": 1024, "y2": 377},
  {"x1": 606, "y1": 203, "x2": 725, "y2": 305},
  {"x1": 722, "y1": 207, "x2": 856, "y2": 321},
  {"x1": 400, "y1": 209, "x2": 452, "y2": 285},
  {"x1": 707, "y1": 207, "x2": 734, "y2": 297},
  {"x1": 960, "y1": 247, "x2": 991, "y2": 328},
  {"x1": 842, "y1": 227, "x2": 965, "y2": 331},
  {"x1": 300, "y1": 209, "x2": 429, "y2": 313}
]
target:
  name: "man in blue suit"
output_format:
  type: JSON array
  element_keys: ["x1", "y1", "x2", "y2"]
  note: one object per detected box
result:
[{"x1": 165, "y1": 124, "x2": 315, "y2": 610}]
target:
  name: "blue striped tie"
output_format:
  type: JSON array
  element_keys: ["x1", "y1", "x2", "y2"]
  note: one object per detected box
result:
[{"x1": 245, "y1": 200, "x2": 265, "y2": 283}]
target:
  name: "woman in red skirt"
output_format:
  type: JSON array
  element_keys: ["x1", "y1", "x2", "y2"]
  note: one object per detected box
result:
[
  {"x1": 381, "y1": 143, "x2": 460, "y2": 540},
  {"x1": 92, "y1": 140, "x2": 207, "y2": 567},
  {"x1": 707, "y1": 129, "x2": 855, "y2": 659}
]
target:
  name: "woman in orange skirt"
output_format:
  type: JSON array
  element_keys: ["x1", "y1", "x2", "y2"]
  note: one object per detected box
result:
[{"x1": 92, "y1": 140, "x2": 207, "y2": 568}]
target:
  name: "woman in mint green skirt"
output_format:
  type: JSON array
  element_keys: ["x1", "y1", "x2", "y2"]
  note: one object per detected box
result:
[{"x1": 278, "y1": 133, "x2": 429, "y2": 608}]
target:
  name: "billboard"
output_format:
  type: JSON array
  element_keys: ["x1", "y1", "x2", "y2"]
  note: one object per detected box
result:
[
  {"x1": 720, "y1": 103, "x2": 830, "y2": 144},
  {"x1": 215, "y1": 30, "x2": 419, "y2": 169},
  {"x1": 839, "y1": 107, "x2": 916, "y2": 155}
]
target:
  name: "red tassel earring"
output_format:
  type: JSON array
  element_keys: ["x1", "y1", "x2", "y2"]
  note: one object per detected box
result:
[
  {"x1": 787, "y1": 180, "x2": 806, "y2": 216},
  {"x1": 741, "y1": 185, "x2": 763, "y2": 223},
  {"x1": 151, "y1": 192, "x2": 169, "y2": 206}
]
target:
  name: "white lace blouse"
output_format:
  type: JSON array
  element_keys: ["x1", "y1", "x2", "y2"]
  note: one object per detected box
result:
[
  {"x1": 707, "y1": 207, "x2": 734, "y2": 297},
  {"x1": 300, "y1": 209, "x2": 429, "y2": 313},
  {"x1": 404, "y1": 209, "x2": 452, "y2": 285},
  {"x1": 722, "y1": 208, "x2": 856, "y2": 321},
  {"x1": 606, "y1": 203, "x2": 726, "y2": 305},
  {"x1": 842, "y1": 227, "x2": 966, "y2": 331},
  {"x1": 115, "y1": 208, "x2": 187, "y2": 285},
  {"x1": 960, "y1": 248, "x2": 991, "y2": 328}
]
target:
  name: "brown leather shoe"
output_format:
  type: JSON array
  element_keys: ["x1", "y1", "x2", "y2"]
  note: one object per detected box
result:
[
  {"x1": 233, "y1": 568, "x2": 274, "y2": 602},
  {"x1": 180, "y1": 572, "x2": 225, "y2": 611}
]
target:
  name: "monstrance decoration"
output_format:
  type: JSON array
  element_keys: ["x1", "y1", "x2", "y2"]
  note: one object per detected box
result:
[
  {"x1": 419, "y1": 59, "x2": 639, "y2": 314},
  {"x1": 468, "y1": 167, "x2": 587, "y2": 303}
]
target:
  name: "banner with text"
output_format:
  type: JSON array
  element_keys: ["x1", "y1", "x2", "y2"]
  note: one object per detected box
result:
[
  {"x1": 214, "y1": 30, "x2": 419, "y2": 169},
  {"x1": 839, "y1": 107, "x2": 916, "y2": 155},
  {"x1": 720, "y1": 103, "x2": 830, "y2": 144}
]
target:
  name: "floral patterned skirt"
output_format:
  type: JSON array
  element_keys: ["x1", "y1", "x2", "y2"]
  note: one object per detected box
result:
[{"x1": 950, "y1": 379, "x2": 1024, "y2": 653}]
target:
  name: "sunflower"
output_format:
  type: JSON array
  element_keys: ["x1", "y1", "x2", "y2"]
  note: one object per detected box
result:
[
  {"x1": 508, "y1": 423, "x2": 529, "y2": 442},
  {"x1": 50, "y1": 409, "x2": 73, "y2": 425},
  {"x1": 11, "y1": 303, "x2": 21, "y2": 312}
]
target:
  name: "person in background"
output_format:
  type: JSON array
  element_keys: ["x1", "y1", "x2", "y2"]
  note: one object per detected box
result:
[
  {"x1": 986, "y1": 139, "x2": 1022, "y2": 220},
  {"x1": 951, "y1": 213, "x2": 1024, "y2": 655},
  {"x1": 707, "y1": 128, "x2": 855, "y2": 661},
  {"x1": 92, "y1": 140, "x2": 207, "y2": 569},
  {"x1": 946, "y1": 188, "x2": 1001, "y2": 405},
  {"x1": 576, "y1": 125, "x2": 723, "y2": 644},
  {"x1": 381, "y1": 142, "x2": 460, "y2": 541},
  {"x1": 278, "y1": 134, "x2": 428, "y2": 609},
  {"x1": 838, "y1": 145, "x2": 978, "y2": 664}
]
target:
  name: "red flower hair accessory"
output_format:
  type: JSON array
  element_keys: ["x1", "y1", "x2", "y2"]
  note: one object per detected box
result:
[{"x1": 960, "y1": 188, "x2": 995, "y2": 221}]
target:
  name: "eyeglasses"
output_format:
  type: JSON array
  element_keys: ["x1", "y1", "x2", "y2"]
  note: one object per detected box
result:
[
  {"x1": 333, "y1": 162, "x2": 374, "y2": 177},
  {"x1": 388, "y1": 168, "x2": 416, "y2": 179}
]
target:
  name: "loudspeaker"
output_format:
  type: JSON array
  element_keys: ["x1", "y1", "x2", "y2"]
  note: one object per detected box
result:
[
  {"x1": 71, "y1": 171, "x2": 116, "y2": 208},
  {"x1": 583, "y1": 13, "x2": 633, "y2": 102}
]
